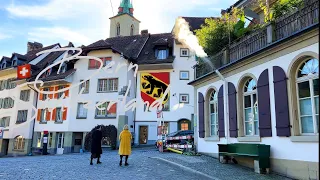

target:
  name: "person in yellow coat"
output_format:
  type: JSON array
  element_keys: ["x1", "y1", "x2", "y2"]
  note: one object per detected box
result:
[{"x1": 119, "y1": 124, "x2": 132, "y2": 166}]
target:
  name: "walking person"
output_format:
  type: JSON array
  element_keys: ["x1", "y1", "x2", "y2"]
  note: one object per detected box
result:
[
  {"x1": 119, "y1": 124, "x2": 132, "y2": 166},
  {"x1": 90, "y1": 125, "x2": 103, "y2": 165}
]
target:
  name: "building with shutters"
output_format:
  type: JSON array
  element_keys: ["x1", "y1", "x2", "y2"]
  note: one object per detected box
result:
[{"x1": 188, "y1": 0, "x2": 319, "y2": 179}]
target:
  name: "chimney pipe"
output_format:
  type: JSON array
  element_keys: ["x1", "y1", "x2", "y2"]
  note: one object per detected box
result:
[{"x1": 141, "y1": 29, "x2": 149, "y2": 36}]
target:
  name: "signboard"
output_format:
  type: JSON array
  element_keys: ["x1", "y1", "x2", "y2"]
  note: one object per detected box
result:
[
  {"x1": 43, "y1": 137, "x2": 48, "y2": 143},
  {"x1": 140, "y1": 72, "x2": 170, "y2": 105}
]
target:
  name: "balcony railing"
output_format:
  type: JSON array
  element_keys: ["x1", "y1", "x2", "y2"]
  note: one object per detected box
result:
[{"x1": 195, "y1": 0, "x2": 319, "y2": 79}]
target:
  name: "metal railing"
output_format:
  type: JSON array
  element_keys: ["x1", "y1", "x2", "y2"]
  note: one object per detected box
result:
[{"x1": 195, "y1": 0, "x2": 319, "y2": 79}]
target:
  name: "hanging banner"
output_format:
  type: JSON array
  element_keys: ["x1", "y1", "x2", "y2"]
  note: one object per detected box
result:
[{"x1": 140, "y1": 72, "x2": 170, "y2": 105}]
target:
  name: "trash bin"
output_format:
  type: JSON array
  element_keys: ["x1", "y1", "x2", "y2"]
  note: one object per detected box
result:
[{"x1": 80, "y1": 149, "x2": 83, "y2": 154}]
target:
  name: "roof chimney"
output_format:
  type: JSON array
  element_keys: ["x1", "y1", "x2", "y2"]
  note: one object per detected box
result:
[
  {"x1": 141, "y1": 29, "x2": 149, "y2": 36},
  {"x1": 27, "y1": 42, "x2": 43, "y2": 52}
]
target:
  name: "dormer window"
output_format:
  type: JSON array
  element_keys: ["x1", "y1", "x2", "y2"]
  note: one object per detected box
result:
[
  {"x1": 59, "y1": 63, "x2": 67, "y2": 74},
  {"x1": 12, "y1": 60, "x2": 17, "y2": 66},
  {"x1": 130, "y1": 25, "x2": 134, "y2": 36},
  {"x1": 116, "y1": 23, "x2": 121, "y2": 36},
  {"x1": 1, "y1": 63, "x2": 6, "y2": 69},
  {"x1": 156, "y1": 49, "x2": 168, "y2": 60}
]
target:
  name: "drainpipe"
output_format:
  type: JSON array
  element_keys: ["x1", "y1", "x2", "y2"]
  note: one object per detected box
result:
[
  {"x1": 28, "y1": 84, "x2": 38, "y2": 156},
  {"x1": 213, "y1": 69, "x2": 230, "y2": 145},
  {"x1": 133, "y1": 65, "x2": 138, "y2": 146}
]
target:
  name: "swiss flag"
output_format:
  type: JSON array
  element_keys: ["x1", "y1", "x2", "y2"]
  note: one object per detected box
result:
[{"x1": 17, "y1": 64, "x2": 31, "y2": 79}]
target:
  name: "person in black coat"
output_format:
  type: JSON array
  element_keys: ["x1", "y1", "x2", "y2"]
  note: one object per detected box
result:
[{"x1": 90, "y1": 126, "x2": 103, "y2": 165}]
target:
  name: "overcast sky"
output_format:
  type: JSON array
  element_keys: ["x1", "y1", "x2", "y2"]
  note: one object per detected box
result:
[{"x1": 0, "y1": 0, "x2": 237, "y2": 58}]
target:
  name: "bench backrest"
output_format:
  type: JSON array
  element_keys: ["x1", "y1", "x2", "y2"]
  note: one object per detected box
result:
[{"x1": 227, "y1": 143, "x2": 270, "y2": 157}]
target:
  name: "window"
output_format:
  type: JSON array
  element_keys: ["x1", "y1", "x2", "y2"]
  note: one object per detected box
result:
[
  {"x1": 95, "y1": 102, "x2": 117, "y2": 118},
  {"x1": 14, "y1": 136, "x2": 25, "y2": 150},
  {"x1": 180, "y1": 71, "x2": 189, "y2": 80},
  {"x1": 162, "y1": 122, "x2": 169, "y2": 134},
  {"x1": 1, "y1": 63, "x2": 6, "y2": 69},
  {"x1": 12, "y1": 60, "x2": 17, "y2": 66},
  {"x1": 48, "y1": 132, "x2": 53, "y2": 148},
  {"x1": 101, "y1": 57, "x2": 112, "y2": 67},
  {"x1": 0, "y1": 117, "x2": 10, "y2": 127},
  {"x1": 243, "y1": 78, "x2": 259, "y2": 136},
  {"x1": 144, "y1": 103, "x2": 151, "y2": 112},
  {"x1": 20, "y1": 90, "x2": 30, "y2": 101},
  {"x1": 36, "y1": 132, "x2": 42, "y2": 148},
  {"x1": 3, "y1": 97, "x2": 14, "y2": 109},
  {"x1": 130, "y1": 25, "x2": 134, "y2": 36},
  {"x1": 7, "y1": 78, "x2": 16, "y2": 89},
  {"x1": 55, "y1": 107, "x2": 62, "y2": 122},
  {"x1": 157, "y1": 49, "x2": 168, "y2": 60},
  {"x1": 42, "y1": 88, "x2": 49, "y2": 100},
  {"x1": 179, "y1": 94, "x2": 189, "y2": 104},
  {"x1": 296, "y1": 58, "x2": 319, "y2": 134},
  {"x1": 79, "y1": 80, "x2": 90, "y2": 94},
  {"x1": 181, "y1": 123, "x2": 189, "y2": 130},
  {"x1": 0, "y1": 80, "x2": 7, "y2": 90},
  {"x1": 210, "y1": 90, "x2": 219, "y2": 136},
  {"x1": 116, "y1": 23, "x2": 121, "y2": 36},
  {"x1": 57, "y1": 86, "x2": 65, "y2": 98},
  {"x1": 17, "y1": 110, "x2": 28, "y2": 123},
  {"x1": 180, "y1": 48, "x2": 189, "y2": 57},
  {"x1": 77, "y1": 103, "x2": 88, "y2": 118},
  {"x1": 97, "y1": 78, "x2": 118, "y2": 92},
  {"x1": 163, "y1": 98, "x2": 170, "y2": 111},
  {"x1": 40, "y1": 109, "x2": 46, "y2": 123},
  {"x1": 59, "y1": 63, "x2": 67, "y2": 74}
]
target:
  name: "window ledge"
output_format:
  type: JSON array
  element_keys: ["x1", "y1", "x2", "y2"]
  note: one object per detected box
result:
[
  {"x1": 39, "y1": 122, "x2": 47, "y2": 124},
  {"x1": 76, "y1": 117, "x2": 87, "y2": 119},
  {"x1": 13, "y1": 149, "x2": 24, "y2": 152},
  {"x1": 54, "y1": 122, "x2": 63, "y2": 124},
  {"x1": 237, "y1": 136, "x2": 261, "y2": 142},
  {"x1": 94, "y1": 117, "x2": 116, "y2": 119},
  {"x1": 290, "y1": 136, "x2": 318, "y2": 142},
  {"x1": 204, "y1": 136, "x2": 220, "y2": 142}
]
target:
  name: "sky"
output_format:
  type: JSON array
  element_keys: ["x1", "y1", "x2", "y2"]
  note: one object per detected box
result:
[{"x1": 0, "y1": 0, "x2": 238, "y2": 58}]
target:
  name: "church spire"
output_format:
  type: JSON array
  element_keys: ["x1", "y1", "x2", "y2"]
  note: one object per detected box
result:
[{"x1": 118, "y1": 0, "x2": 134, "y2": 16}]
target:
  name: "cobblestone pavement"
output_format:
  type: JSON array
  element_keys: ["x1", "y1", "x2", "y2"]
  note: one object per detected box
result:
[{"x1": 0, "y1": 148, "x2": 291, "y2": 180}]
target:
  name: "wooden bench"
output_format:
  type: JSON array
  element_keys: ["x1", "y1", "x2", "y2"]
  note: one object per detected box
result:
[{"x1": 218, "y1": 143, "x2": 270, "y2": 174}]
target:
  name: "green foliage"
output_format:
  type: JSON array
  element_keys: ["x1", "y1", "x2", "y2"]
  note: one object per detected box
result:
[
  {"x1": 259, "y1": 0, "x2": 304, "y2": 22},
  {"x1": 195, "y1": 7, "x2": 254, "y2": 56}
]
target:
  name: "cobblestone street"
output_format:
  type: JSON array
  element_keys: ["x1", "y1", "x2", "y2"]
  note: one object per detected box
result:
[{"x1": 0, "y1": 148, "x2": 291, "y2": 180}]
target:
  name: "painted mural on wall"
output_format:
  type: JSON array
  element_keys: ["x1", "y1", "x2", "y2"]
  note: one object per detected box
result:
[{"x1": 140, "y1": 72, "x2": 170, "y2": 105}]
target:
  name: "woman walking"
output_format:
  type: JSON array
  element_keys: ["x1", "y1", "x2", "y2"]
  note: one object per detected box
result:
[
  {"x1": 90, "y1": 125, "x2": 103, "y2": 165},
  {"x1": 119, "y1": 124, "x2": 132, "y2": 166}
]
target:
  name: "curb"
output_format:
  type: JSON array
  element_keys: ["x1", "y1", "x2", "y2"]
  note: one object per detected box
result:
[{"x1": 150, "y1": 157, "x2": 221, "y2": 180}]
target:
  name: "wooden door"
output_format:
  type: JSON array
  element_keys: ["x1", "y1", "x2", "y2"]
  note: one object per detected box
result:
[{"x1": 139, "y1": 126, "x2": 148, "y2": 144}]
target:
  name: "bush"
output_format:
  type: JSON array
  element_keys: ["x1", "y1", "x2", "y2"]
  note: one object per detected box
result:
[{"x1": 84, "y1": 124, "x2": 118, "y2": 151}]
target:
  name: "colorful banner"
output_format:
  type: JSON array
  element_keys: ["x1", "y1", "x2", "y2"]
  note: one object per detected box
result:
[{"x1": 140, "y1": 72, "x2": 170, "y2": 105}]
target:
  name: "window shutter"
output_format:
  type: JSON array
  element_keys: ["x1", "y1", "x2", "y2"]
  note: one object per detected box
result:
[
  {"x1": 54, "y1": 86, "x2": 59, "y2": 99},
  {"x1": 257, "y1": 69, "x2": 272, "y2": 137},
  {"x1": 52, "y1": 108, "x2": 56, "y2": 121},
  {"x1": 48, "y1": 87, "x2": 54, "y2": 99},
  {"x1": 39, "y1": 88, "x2": 43, "y2": 100},
  {"x1": 273, "y1": 66, "x2": 291, "y2": 137},
  {"x1": 64, "y1": 85, "x2": 70, "y2": 97},
  {"x1": 46, "y1": 109, "x2": 51, "y2": 121},
  {"x1": 228, "y1": 82, "x2": 238, "y2": 137},
  {"x1": 198, "y1": 92, "x2": 205, "y2": 138},
  {"x1": 218, "y1": 85, "x2": 225, "y2": 137},
  {"x1": 62, "y1": 107, "x2": 67, "y2": 120},
  {"x1": 37, "y1": 109, "x2": 41, "y2": 121}
]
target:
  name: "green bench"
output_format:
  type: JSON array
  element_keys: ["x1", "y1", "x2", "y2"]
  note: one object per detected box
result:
[{"x1": 218, "y1": 143, "x2": 270, "y2": 174}]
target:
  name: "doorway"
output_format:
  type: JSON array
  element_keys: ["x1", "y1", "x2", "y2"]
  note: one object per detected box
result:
[
  {"x1": 73, "y1": 132, "x2": 83, "y2": 153},
  {"x1": 139, "y1": 126, "x2": 148, "y2": 144},
  {"x1": 178, "y1": 119, "x2": 191, "y2": 131},
  {"x1": 2, "y1": 139, "x2": 9, "y2": 155},
  {"x1": 56, "y1": 133, "x2": 64, "y2": 154}
]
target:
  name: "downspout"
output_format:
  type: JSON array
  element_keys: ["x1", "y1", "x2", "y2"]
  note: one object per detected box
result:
[
  {"x1": 214, "y1": 69, "x2": 230, "y2": 145},
  {"x1": 133, "y1": 66, "x2": 138, "y2": 146},
  {"x1": 28, "y1": 84, "x2": 38, "y2": 156}
]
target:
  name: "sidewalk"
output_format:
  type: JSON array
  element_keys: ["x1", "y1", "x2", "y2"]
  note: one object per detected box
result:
[{"x1": 151, "y1": 152, "x2": 292, "y2": 180}]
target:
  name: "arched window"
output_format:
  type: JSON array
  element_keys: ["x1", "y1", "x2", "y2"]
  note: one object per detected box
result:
[
  {"x1": 116, "y1": 23, "x2": 120, "y2": 36},
  {"x1": 14, "y1": 135, "x2": 25, "y2": 150},
  {"x1": 209, "y1": 90, "x2": 218, "y2": 136},
  {"x1": 243, "y1": 78, "x2": 259, "y2": 136},
  {"x1": 130, "y1": 24, "x2": 134, "y2": 36},
  {"x1": 296, "y1": 58, "x2": 319, "y2": 134}
]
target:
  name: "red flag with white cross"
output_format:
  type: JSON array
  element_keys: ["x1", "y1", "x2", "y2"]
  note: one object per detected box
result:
[{"x1": 17, "y1": 64, "x2": 31, "y2": 79}]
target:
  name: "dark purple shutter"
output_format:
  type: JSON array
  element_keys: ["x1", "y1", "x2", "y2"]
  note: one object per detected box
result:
[
  {"x1": 273, "y1": 66, "x2": 291, "y2": 137},
  {"x1": 198, "y1": 92, "x2": 205, "y2": 138},
  {"x1": 228, "y1": 82, "x2": 238, "y2": 137},
  {"x1": 218, "y1": 85, "x2": 225, "y2": 137},
  {"x1": 257, "y1": 69, "x2": 272, "y2": 137}
]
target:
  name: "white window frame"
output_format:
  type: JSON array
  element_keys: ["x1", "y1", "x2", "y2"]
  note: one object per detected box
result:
[
  {"x1": 210, "y1": 90, "x2": 219, "y2": 136},
  {"x1": 79, "y1": 80, "x2": 89, "y2": 94},
  {"x1": 20, "y1": 90, "x2": 30, "y2": 102},
  {"x1": 17, "y1": 110, "x2": 28, "y2": 123},
  {"x1": 40, "y1": 109, "x2": 47, "y2": 123},
  {"x1": 97, "y1": 78, "x2": 118, "y2": 93},
  {"x1": 180, "y1": 71, "x2": 189, "y2": 80},
  {"x1": 116, "y1": 23, "x2": 120, "y2": 36},
  {"x1": 95, "y1": 102, "x2": 117, "y2": 118},
  {"x1": 157, "y1": 49, "x2": 167, "y2": 60},
  {"x1": 243, "y1": 78, "x2": 259, "y2": 136},
  {"x1": 14, "y1": 136, "x2": 25, "y2": 150},
  {"x1": 180, "y1": 48, "x2": 189, "y2": 57},
  {"x1": 57, "y1": 86, "x2": 65, "y2": 98},
  {"x1": 55, "y1": 107, "x2": 63, "y2": 122},
  {"x1": 296, "y1": 59, "x2": 319, "y2": 135},
  {"x1": 43, "y1": 88, "x2": 49, "y2": 100},
  {"x1": 77, "y1": 103, "x2": 88, "y2": 118},
  {"x1": 179, "y1": 94, "x2": 189, "y2": 104}
]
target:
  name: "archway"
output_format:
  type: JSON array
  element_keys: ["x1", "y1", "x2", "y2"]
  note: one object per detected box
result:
[
  {"x1": 177, "y1": 119, "x2": 191, "y2": 131},
  {"x1": 84, "y1": 125, "x2": 118, "y2": 151}
]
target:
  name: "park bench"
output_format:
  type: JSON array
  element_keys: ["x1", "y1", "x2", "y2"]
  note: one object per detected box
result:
[{"x1": 218, "y1": 143, "x2": 270, "y2": 174}]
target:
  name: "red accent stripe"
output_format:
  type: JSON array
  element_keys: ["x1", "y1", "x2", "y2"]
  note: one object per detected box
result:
[{"x1": 149, "y1": 72, "x2": 170, "y2": 85}]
